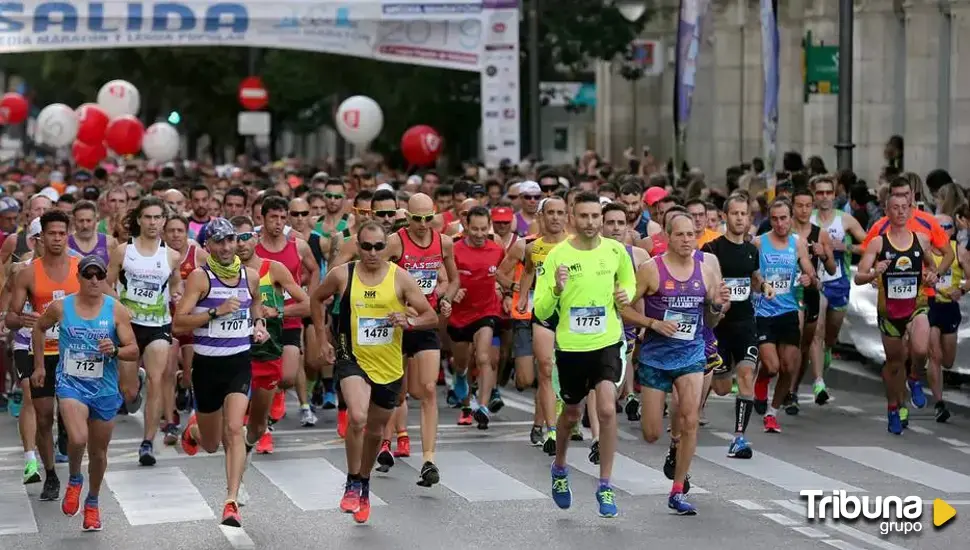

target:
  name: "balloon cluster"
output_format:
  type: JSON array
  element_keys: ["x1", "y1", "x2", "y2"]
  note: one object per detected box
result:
[
  {"x1": 334, "y1": 95, "x2": 443, "y2": 167},
  {"x1": 33, "y1": 80, "x2": 181, "y2": 168}
]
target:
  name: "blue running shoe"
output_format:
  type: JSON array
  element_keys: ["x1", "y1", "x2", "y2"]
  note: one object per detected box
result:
[
  {"x1": 55, "y1": 451, "x2": 69, "y2": 464},
  {"x1": 322, "y1": 390, "x2": 337, "y2": 410},
  {"x1": 887, "y1": 410, "x2": 903, "y2": 435},
  {"x1": 727, "y1": 435, "x2": 753, "y2": 459},
  {"x1": 453, "y1": 373, "x2": 469, "y2": 402},
  {"x1": 907, "y1": 379, "x2": 926, "y2": 409},
  {"x1": 550, "y1": 465, "x2": 572, "y2": 509},
  {"x1": 668, "y1": 493, "x2": 696, "y2": 515},
  {"x1": 596, "y1": 486, "x2": 618, "y2": 518}
]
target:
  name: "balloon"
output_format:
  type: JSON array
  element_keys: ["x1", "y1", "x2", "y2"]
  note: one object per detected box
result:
[
  {"x1": 72, "y1": 140, "x2": 107, "y2": 169},
  {"x1": 104, "y1": 115, "x2": 145, "y2": 156},
  {"x1": 401, "y1": 125, "x2": 443, "y2": 166},
  {"x1": 142, "y1": 122, "x2": 180, "y2": 162},
  {"x1": 335, "y1": 95, "x2": 383, "y2": 145},
  {"x1": 97, "y1": 79, "x2": 140, "y2": 118},
  {"x1": 75, "y1": 103, "x2": 110, "y2": 145},
  {"x1": 0, "y1": 93, "x2": 28, "y2": 124},
  {"x1": 35, "y1": 104, "x2": 79, "y2": 147}
]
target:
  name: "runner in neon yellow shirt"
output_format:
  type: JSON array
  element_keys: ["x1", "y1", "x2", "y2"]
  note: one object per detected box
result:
[{"x1": 533, "y1": 192, "x2": 635, "y2": 518}]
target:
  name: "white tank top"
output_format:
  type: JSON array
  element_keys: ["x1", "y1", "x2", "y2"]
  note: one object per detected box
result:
[
  {"x1": 810, "y1": 210, "x2": 846, "y2": 283},
  {"x1": 119, "y1": 239, "x2": 173, "y2": 327}
]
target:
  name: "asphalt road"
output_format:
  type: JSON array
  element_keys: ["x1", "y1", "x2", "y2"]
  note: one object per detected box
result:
[{"x1": 1, "y1": 367, "x2": 969, "y2": 550}]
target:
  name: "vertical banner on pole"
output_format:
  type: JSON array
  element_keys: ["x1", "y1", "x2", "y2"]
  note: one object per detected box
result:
[
  {"x1": 672, "y1": 0, "x2": 708, "y2": 180},
  {"x1": 481, "y1": 0, "x2": 522, "y2": 168},
  {"x1": 761, "y1": 0, "x2": 780, "y2": 184}
]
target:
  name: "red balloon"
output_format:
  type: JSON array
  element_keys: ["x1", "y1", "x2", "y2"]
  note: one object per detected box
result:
[
  {"x1": 0, "y1": 93, "x2": 28, "y2": 125},
  {"x1": 104, "y1": 115, "x2": 145, "y2": 155},
  {"x1": 401, "y1": 125, "x2": 442, "y2": 166},
  {"x1": 76, "y1": 103, "x2": 110, "y2": 145},
  {"x1": 72, "y1": 140, "x2": 107, "y2": 169}
]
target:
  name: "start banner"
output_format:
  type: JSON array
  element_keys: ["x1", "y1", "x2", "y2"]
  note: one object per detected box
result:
[{"x1": 0, "y1": 0, "x2": 489, "y2": 72}]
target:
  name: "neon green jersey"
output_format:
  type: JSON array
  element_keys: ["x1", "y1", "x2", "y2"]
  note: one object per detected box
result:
[{"x1": 533, "y1": 237, "x2": 636, "y2": 352}]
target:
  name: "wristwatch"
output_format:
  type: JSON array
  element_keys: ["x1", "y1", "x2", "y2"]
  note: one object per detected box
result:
[
  {"x1": 406, "y1": 317, "x2": 415, "y2": 327},
  {"x1": 208, "y1": 308, "x2": 218, "y2": 319},
  {"x1": 109, "y1": 344, "x2": 119, "y2": 358}
]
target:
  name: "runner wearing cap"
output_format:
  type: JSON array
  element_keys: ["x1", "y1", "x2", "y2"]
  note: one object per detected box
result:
[
  {"x1": 513, "y1": 181, "x2": 541, "y2": 237},
  {"x1": 0, "y1": 196, "x2": 20, "y2": 249},
  {"x1": 32, "y1": 254, "x2": 139, "y2": 531}
]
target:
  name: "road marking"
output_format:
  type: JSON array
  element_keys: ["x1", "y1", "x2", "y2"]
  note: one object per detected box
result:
[
  {"x1": 253, "y1": 457, "x2": 386, "y2": 511},
  {"x1": 819, "y1": 446, "x2": 970, "y2": 492},
  {"x1": 730, "y1": 499, "x2": 766, "y2": 510},
  {"x1": 792, "y1": 526, "x2": 827, "y2": 538},
  {"x1": 406, "y1": 450, "x2": 545, "y2": 502},
  {"x1": 836, "y1": 406, "x2": 864, "y2": 414},
  {"x1": 906, "y1": 425, "x2": 934, "y2": 435},
  {"x1": 106, "y1": 467, "x2": 214, "y2": 525},
  {"x1": 219, "y1": 525, "x2": 256, "y2": 549},
  {"x1": 710, "y1": 431, "x2": 735, "y2": 441},
  {"x1": 822, "y1": 540, "x2": 867, "y2": 550},
  {"x1": 763, "y1": 513, "x2": 799, "y2": 526},
  {"x1": 772, "y1": 499, "x2": 911, "y2": 550},
  {"x1": 695, "y1": 446, "x2": 862, "y2": 493},
  {"x1": 938, "y1": 437, "x2": 968, "y2": 447},
  {"x1": 565, "y1": 448, "x2": 707, "y2": 495},
  {"x1": 0, "y1": 478, "x2": 38, "y2": 535}
]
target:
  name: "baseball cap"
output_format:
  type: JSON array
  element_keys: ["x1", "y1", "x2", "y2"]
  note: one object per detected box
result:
[
  {"x1": 83, "y1": 186, "x2": 100, "y2": 201},
  {"x1": 310, "y1": 171, "x2": 329, "y2": 183},
  {"x1": 0, "y1": 196, "x2": 20, "y2": 214},
  {"x1": 206, "y1": 218, "x2": 236, "y2": 242},
  {"x1": 79, "y1": 254, "x2": 108, "y2": 275},
  {"x1": 28, "y1": 217, "x2": 41, "y2": 238},
  {"x1": 39, "y1": 187, "x2": 60, "y2": 202},
  {"x1": 377, "y1": 182, "x2": 395, "y2": 192},
  {"x1": 491, "y1": 207, "x2": 513, "y2": 223},
  {"x1": 643, "y1": 187, "x2": 668, "y2": 206},
  {"x1": 468, "y1": 184, "x2": 486, "y2": 197},
  {"x1": 49, "y1": 170, "x2": 64, "y2": 183},
  {"x1": 518, "y1": 180, "x2": 541, "y2": 195}
]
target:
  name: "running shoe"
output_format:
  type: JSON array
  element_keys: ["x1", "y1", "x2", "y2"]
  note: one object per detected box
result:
[
  {"x1": 8, "y1": 390, "x2": 22, "y2": 418},
  {"x1": 82, "y1": 503, "x2": 102, "y2": 532},
  {"x1": 550, "y1": 465, "x2": 572, "y2": 509},
  {"x1": 181, "y1": 414, "x2": 200, "y2": 456},
  {"x1": 40, "y1": 475, "x2": 60, "y2": 501},
  {"x1": 162, "y1": 423, "x2": 179, "y2": 446},
  {"x1": 376, "y1": 440, "x2": 394, "y2": 473},
  {"x1": 354, "y1": 496, "x2": 371, "y2": 523},
  {"x1": 813, "y1": 380, "x2": 830, "y2": 405},
  {"x1": 23, "y1": 457, "x2": 40, "y2": 484},
  {"x1": 487, "y1": 388, "x2": 504, "y2": 413},
  {"x1": 668, "y1": 492, "x2": 697, "y2": 515},
  {"x1": 529, "y1": 425, "x2": 543, "y2": 447},
  {"x1": 393, "y1": 435, "x2": 411, "y2": 457},
  {"x1": 457, "y1": 408, "x2": 473, "y2": 426},
  {"x1": 453, "y1": 373, "x2": 469, "y2": 402},
  {"x1": 322, "y1": 390, "x2": 337, "y2": 410},
  {"x1": 310, "y1": 379, "x2": 324, "y2": 409},
  {"x1": 763, "y1": 414, "x2": 781, "y2": 433},
  {"x1": 417, "y1": 461, "x2": 440, "y2": 487},
  {"x1": 935, "y1": 401, "x2": 951, "y2": 423},
  {"x1": 299, "y1": 406, "x2": 317, "y2": 427},
  {"x1": 256, "y1": 431, "x2": 274, "y2": 454},
  {"x1": 899, "y1": 406, "x2": 909, "y2": 428},
  {"x1": 588, "y1": 440, "x2": 600, "y2": 465},
  {"x1": 340, "y1": 481, "x2": 361, "y2": 512},
  {"x1": 907, "y1": 378, "x2": 927, "y2": 409},
  {"x1": 473, "y1": 406, "x2": 490, "y2": 430},
  {"x1": 62, "y1": 479, "x2": 82, "y2": 516},
  {"x1": 624, "y1": 394, "x2": 641, "y2": 421},
  {"x1": 0, "y1": 393, "x2": 7, "y2": 413},
  {"x1": 888, "y1": 409, "x2": 903, "y2": 435},
  {"x1": 542, "y1": 431, "x2": 557, "y2": 456},
  {"x1": 138, "y1": 441, "x2": 156, "y2": 466},
  {"x1": 570, "y1": 423, "x2": 583, "y2": 441},
  {"x1": 663, "y1": 446, "x2": 677, "y2": 479},
  {"x1": 221, "y1": 500, "x2": 241, "y2": 527},
  {"x1": 728, "y1": 435, "x2": 753, "y2": 459},
  {"x1": 783, "y1": 392, "x2": 799, "y2": 415},
  {"x1": 337, "y1": 408, "x2": 349, "y2": 438},
  {"x1": 269, "y1": 390, "x2": 286, "y2": 422},
  {"x1": 596, "y1": 485, "x2": 617, "y2": 518},
  {"x1": 446, "y1": 388, "x2": 459, "y2": 407}
]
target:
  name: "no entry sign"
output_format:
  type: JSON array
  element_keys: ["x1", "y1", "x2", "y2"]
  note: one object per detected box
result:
[{"x1": 238, "y1": 76, "x2": 269, "y2": 111}]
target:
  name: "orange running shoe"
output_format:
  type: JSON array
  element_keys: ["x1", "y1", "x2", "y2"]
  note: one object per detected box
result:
[
  {"x1": 339, "y1": 480, "x2": 360, "y2": 513},
  {"x1": 255, "y1": 431, "x2": 274, "y2": 454},
  {"x1": 62, "y1": 481, "x2": 82, "y2": 516},
  {"x1": 393, "y1": 435, "x2": 411, "y2": 458},
  {"x1": 181, "y1": 413, "x2": 200, "y2": 456},
  {"x1": 82, "y1": 504, "x2": 102, "y2": 532},
  {"x1": 221, "y1": 500, "x2": 241, "y2": 527},
  {"x1": 269, "y1": 391, "x2": 286, "y2": 422},
  {"x1": 354, "y1": 496, "x2": 371, "y2": 523},
  {"x1": 337, "y1": 409, "x2": 348, "y2": 439},
  {"x1": 457, "y1": 408, "x2": 473, "y2": 426}
]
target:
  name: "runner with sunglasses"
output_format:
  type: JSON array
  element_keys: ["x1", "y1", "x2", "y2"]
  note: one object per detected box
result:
[
  {"x1": 314, "y1": 180, "x2": 354, "y2": 241},
  {"x1": 382, "y1": 193, "x2": 460, "y2": 488},
  {"x1": 31, "y1": 255, "x2": 138, "y2": 532}
]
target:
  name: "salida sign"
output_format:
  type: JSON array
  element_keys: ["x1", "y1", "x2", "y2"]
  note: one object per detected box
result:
[{"x1": 0, "y1": 2, "x2": 249, "y2": 33}]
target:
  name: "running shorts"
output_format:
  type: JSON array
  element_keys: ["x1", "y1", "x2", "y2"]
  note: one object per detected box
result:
[
  {"x1": 132, "y1": 323, "x2": 172, "y2": 354},
  {"x1": 56, "y1": 381, "x2": 122, "y2": 422},
  {"x1": 928, "y1": 297, "x2": 961, "y2": 335},
  {"x1": 756, "y1": 311, "x2": 801, "y2": 347},
  {"x1": 334, "y1": 358, "x2": 403, "y2": 410},
  {"x1": 192, "y1": 352, "x2": 251, "y2": 414},
  {"x1": 714, "y1": 319, "x2": 760, "y2": 377},
  {"x1": 403, "y1": 329, "x2": 440, "y2": 357},
  {"x1": 251, "y1": 357, "x2": 283, "y2": 392},
  {"x1": 512, "y1": 320, "x2": 533, "y2": 358},
  {"x1": 447, "y1": 316, "x2": 499, "y2": 343},
  {"x1": 638, "y1": 360, "x2": 706, "y2": 394},
  {"x1": 15, "y1": 351, "x2": 56, "y2": 399},
  {"x1": 281, "y1": 327, "x2": 302, "y2": 349},
  {"x1": 878, "y1": 307, "x2": 928, "y2": 339},
  {"x1": 555, "y1": 341, "x2": 622, "y2": 405},
  {"x1": 822, "y1": 278, "x2": 851, "y2": 311}
]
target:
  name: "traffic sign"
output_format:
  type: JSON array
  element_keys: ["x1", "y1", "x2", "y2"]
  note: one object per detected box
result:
[
  {"x1": 803, "y1": 31, "x2": 839, "y2": 102},
  {"x1": 238, "y1": 111, "x2": 271, "y2": 136},
  {"x1": 238, "y1": 76, "x2": 269, "y2": 111}
]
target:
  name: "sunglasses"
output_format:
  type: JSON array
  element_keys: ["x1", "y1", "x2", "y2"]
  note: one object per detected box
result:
[
  {"x1": 290, "y1": 210, "x2": 310, "y2": 217},
  {"x1": 507, "y1": 194, "x2": 519, "y2": 200},
  {"x1": 374, "y1": 210, "x2": 397, "y2": 218},
  {"x1": 409, "y1": 213, "x2": 435, "y2": 223},
  {"x1": 81, "y1": 270, "x2": 106, "y2": 281},
  {"x1": 324, "y1": 192, "x2": 345, "y2": 200},
  {"x1": 941, "y1": 223, "x2": 955, "y2": 230},
  {"x1": 359, "y1": 241, "x2": 386, "y2": 252},
  {"x1": 540, "y1": 185, "x2": 558, "y2": 192},
  {"x1": 236, "y1": 232, "x2": 256, "y2": 242},
  {"x1": 522, "y1": 194, "x2": 541, "y2": 201},
  {"x1": 354, "y1": 207, "x2": 372, "y2": 215}
]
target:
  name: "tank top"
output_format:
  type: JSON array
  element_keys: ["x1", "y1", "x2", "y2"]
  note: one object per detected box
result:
[
  {"x1": 119, "y1": 239, "x2": 172, "y2": 327},
  {"x1": 396, "y1": 228, "x2": 443, "y2": 310},
  {"x1": 314, "y1": 213, "x2": 350, "y2": 240},
  {"x1": 192, "y1": 265, "x2": 253, "y2": 357},
  {"x1": 879, "y1": 231, "x2": 923, "y2": 319},
  {"x1": 31, "y1": 256, "x2": 81, "y2": 356},
  {"x1": 188, "y1": 218, "x2": 209, "y2": 241},
  {"x1": 933, "y1": 241, "x2": 963, "y2": 303},
  {"x1": 251, "y1": 260, "x2": 285, "y2": 361},
  {"x1": 794, "y1": 225, "x2": 821, "y2": 306},
  {"x1": 755, "y1": 233, "x2": 800, "y2": 317},
  {"x1": 255, "y1": 239, "x2": 303, "y2": 330},
  {"x1": 308, "y1": 231, "x2": 328, "y2": 282},
  {"x1": 69, "y1": 233, "x2": 110, "y2": 266},
  {"x1": 12, "y1": 230, "x2": 30, "y2": 263},
  {"x1": 640, "y1": 255, "x2": 707, "y2": 371},
  {"x1": 179, "y1": 244, "x2": 198, "y2": 281},
  {"x1": 703, "y1": 235, "x2": 759, "y2": 323},
  {"x1": 56, "y1": 295, "x2": 120, "y2": 400},
  {"x1": 510, "y1": 236, "x2": 536, "y2": 321},
  {"x1": 650, "y1": 233, "x2": 668, "y2": 256},
  {"x1": 514, "y1": 212, "x2": 530, "y2": 237},
  {"x1": 450, "y1": 238, "x2": 505, "y2": 328},
  {"x1": 810, "y1": 209, "x2": 851, "y2": 284},
  {"x1": 334, "y1": 262, "x2": 406, "y2": 384},
  {"x1": 623, "y1": 245, "x2": 638, "y2": 342}
]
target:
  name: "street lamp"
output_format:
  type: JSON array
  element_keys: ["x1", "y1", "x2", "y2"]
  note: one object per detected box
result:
[
  {"x1": 613, "y1": 1, "x2": 649, "y2": 149},
  {"x1": 614, "y1": 1, "x2": 647, "y2": 22}
]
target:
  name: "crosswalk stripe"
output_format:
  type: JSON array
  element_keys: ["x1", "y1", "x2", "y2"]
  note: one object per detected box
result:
[
  {"x1": 771, "y1": 499, "x2": 911, "y2": 550},
  {"x1": 565, "y1": 448, "x2": 708, "y2": 495},
  {"x1": 695, "y1": 446, "x2": 862, "y2": 493},
  {"x1": 0, "y1": 478, "x2": 38, "y2": 535},
  {"x1": 105, "y1": 467, "x2": 214, "y2": 525},
  {"x1": 792, "y1": 526, "x2": 827, "y2": 538},
  {"x1": 253, "y1": 457, "x2": 386, "y2": 511},
  {"x1": 406, "y1": 451, "x2": 546, "y2": 502},
  {"x1": 822, "y1": 540, "x2": 866, "y2": 550},
  {"x1": 819, "y1": 446, "x2": 970, "y2": 492}
]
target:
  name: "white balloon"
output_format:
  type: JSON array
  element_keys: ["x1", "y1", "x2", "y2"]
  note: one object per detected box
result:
[
  {"x1": 97, "y1": 79, "x2": 140, "y2": 118},
  {"x1": 142, "y1": 122, "x2": 180, "y2": 163},
  {"x1": 35, "y1": 103, "x2": 79, "y2": 148},
  {"x1": 335, "y1": 96, "x2": 383, "y2": 145}
]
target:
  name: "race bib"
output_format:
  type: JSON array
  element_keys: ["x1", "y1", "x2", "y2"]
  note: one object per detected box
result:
[
  {"x1": 767, "y1": 272, "x2": 792, "y2": 295},
  {"x1": 358, "y1": 318, "x2": 393, "y2": 345},
  {"x1": 127, "y1": 279, "x2": 161, "y2": 305},
  {"x1": 887, "y1": 276, "x2": 917, "y2": 299},
  {"x1": 724, "y1": 277, "x2": 751, "y2": 302},
  {"x1": 208, "y1": 309, "x2": 252, "y2": 338},
  {"x1": 64, "y1": 349, "x2": 104, "y2": 379},
  {"x1": 937, "y1": 271, "x2": 953, "y2": 290},
  {"x1": 663, "y1": 310, "x2": 698, "y2": 341},
  {"x1": 45, "y1": 322, "x2": 59, "y2": 340},
  {"x1": 569, "y1": 306, "x2": 606, "y2": 334},
  {"x1": 820, "y1": 261, "x2": 842, "y2": 283},
  {"x1": 409, "y1": 269, "x2": 438, "y2": 295}
]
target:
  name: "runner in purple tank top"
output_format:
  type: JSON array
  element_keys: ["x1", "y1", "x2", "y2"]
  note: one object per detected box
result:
[{"x1": 69, "y1": 201, "x2": 116, "y2": 266}]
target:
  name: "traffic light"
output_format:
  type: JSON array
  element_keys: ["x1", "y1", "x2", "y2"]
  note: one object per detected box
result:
[{"x1": 167, "y1": 111, "x2": 181, "y2": 125}]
